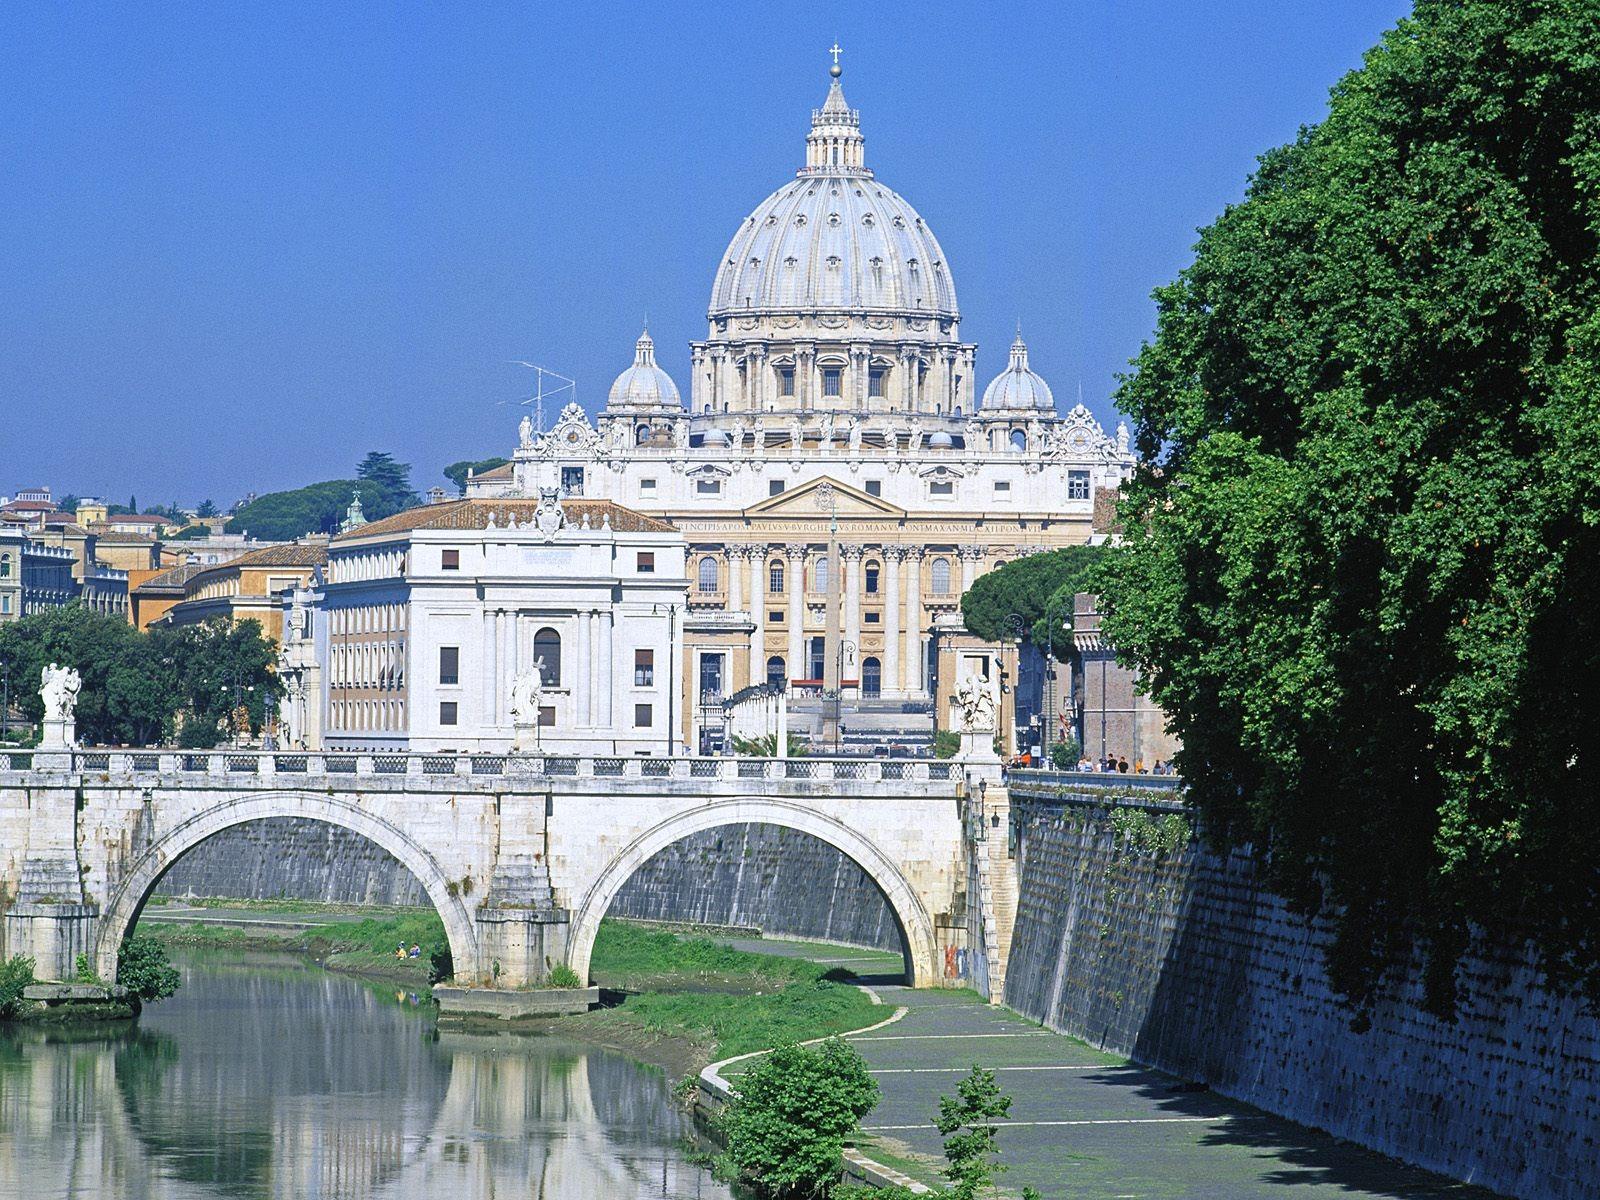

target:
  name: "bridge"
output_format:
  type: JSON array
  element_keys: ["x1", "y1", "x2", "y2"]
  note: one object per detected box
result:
[{"x1": 1, "y1": 746, "x2": 1017, "y2": 996}]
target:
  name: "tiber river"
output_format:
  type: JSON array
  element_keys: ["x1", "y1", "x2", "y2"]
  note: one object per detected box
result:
[{"x1": 0, "y1": 950, "x2": 731, "y2": 1199}]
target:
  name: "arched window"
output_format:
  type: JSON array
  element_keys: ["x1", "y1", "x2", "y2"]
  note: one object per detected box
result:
[
  {"x1": 636, "y1": 424, "x2": 651, "y2": 446},
  {"x1": 1010, "y1": 428, "x2": 1027, "y2": 452},
  {"x1": 931, "y1": 557, "x2": 951, "y2": 595},
  {"x1": 0, "y1": 553, "x2": 10, "y2": 578},
  {"x1": 769, "y1": 560, "x2": 785, "y2": 593},
  {"x1": 766, "y1": 656, "x2": 787, "y2": 688},
  {"x1": 698, "y1": 556, "x2": 719, "y2": 593},
  {"x1": 534, "y1": 627, "x2": 562, "y2": 687},
  {"x1": 865, "y1": 561, "x2": 880, "y2": 595},
  {"x1": 862, "y1": 657, "x2": 882, "y2": 698},
  {"x1": 813, "y1": 556, "x2": 829, "y2": 594}
]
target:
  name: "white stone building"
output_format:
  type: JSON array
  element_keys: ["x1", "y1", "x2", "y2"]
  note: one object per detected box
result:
[
  {"x1": 294, "y1": 493, "x2": 688, "y2": 755},
  {"x1": 467, "y1": 57, "x2": 1134, "y2": 748}
]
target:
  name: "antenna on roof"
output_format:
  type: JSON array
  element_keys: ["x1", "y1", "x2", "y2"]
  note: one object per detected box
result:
[{"x1": 504, "y1": 362, "x2": 576, "y2": 434}]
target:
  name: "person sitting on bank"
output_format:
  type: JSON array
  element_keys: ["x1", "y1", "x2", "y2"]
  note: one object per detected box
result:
[
  {"x1": 408, "y1": 944, "x2": 421, "y2": 959},
  {"x1": 395, "y1": 943, "x2": 407, "y2": 960}
]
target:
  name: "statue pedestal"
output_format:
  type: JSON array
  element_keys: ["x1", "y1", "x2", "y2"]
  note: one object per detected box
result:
[
  {"x1": 959, "y1": 728, "x2": 999, "y2": 762},
  {"x1": 39, "y1": 717, "x2": 76, "y2": 751},
  {"x1": 511, "y1": 722, "x2": 539, "y2": 754}
]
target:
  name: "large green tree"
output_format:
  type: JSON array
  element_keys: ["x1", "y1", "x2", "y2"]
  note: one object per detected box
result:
[
  {"x1": 355, "y1": 451, "x2": 419, "y2": 517},
  {"x1": 959, "y1": 545, "x2": 1106, "y2": 656},
  {"x1": 224, "y1": 452, "x2": 419, "y2": 539},
  {"x1": 1100, "y1": 0, "x2": 1600, "y2": 1013}
]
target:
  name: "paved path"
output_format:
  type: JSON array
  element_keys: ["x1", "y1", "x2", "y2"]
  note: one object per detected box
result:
[{"x1": 719, "y1": 936, "x2": 1501, "y2": 1200}]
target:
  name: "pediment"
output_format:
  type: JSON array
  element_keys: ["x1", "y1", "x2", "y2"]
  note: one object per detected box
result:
[{"x1": 744, "y1": 476, "x2": 906, "y2": 518}]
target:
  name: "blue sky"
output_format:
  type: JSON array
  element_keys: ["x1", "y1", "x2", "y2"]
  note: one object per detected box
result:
[{"x1": 1, "y1": 2, "x2": 1412, "y2": 507}]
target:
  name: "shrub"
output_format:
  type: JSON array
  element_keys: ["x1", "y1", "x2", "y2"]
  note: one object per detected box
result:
[
  {"x1": 719, "y1": 1037, "x2": 880, "y2": 1196},
  {"x1": 933, "y1": 730, "x2": 961, "y2": 759},
  {"x1": 116, "y1": 937, "x2": 181, "y2": 1003},
  {"x1": 547, "y1": 963, "x2": 583, "y2": 989},
  {"x1": 0, "y1": 955, "x2": 36, "y2": 1019},
  {"x1": 1049, "y1": 738, "x2": 1081, "y2": 770}
]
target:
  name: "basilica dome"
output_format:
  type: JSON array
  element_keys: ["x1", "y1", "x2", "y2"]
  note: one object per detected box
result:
[
  {"x1": 708, "y1": 68, "x2": 957, "y2": 320},
  {"x1": 607, "y1": 329, "x2": 681, "y2": 409},
  {"x1": 981, "y1": 332, "x2": 1054, "y2": 412}
]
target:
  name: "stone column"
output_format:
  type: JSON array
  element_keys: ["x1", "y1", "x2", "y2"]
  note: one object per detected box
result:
[
  {"x1": 882, "y1": 546, "x2": 903, "y2": 697},
  {"x1": 496, "y1": 609, "x2": 511, "y2": 727},
  {"x1": 725, "y1": 544, "x2": 743, "y2": 615},
  {"x1": 598, "y1": 611, "x2": 613, "y2": 731},
  {"x1": 575, "y1": 610, "x2": 591, "y2": 726},
  {"x1": 960, "y1": 543, "x2": 987, "y2": 594},
  {"x1": 902, "y1": 547, "x2": 925, "y2": 695},
  {"x1": 749, "y1": 547, "x2": 767, "y2": 686},
  {"x1": 841, "y1": 544, "x2": 863, "y2": 674},
  {"x1": 785, "y1": 543, "x2": 807, "y2": 685}
]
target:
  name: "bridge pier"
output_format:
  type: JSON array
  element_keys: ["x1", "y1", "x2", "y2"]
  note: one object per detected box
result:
[{"x1": 3, "y1": 778, "x2": 98, "y2": 982}]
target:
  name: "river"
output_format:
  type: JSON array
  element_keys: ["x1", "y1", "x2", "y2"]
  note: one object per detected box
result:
[{"x1": 0, "y1": 950, "x2": 731, "y2": 1199}]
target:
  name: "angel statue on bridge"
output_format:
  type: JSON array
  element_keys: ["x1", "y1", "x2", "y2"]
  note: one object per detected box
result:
[
  {"x1": 508, "y1": 659, "x2": 547, "y2": 748},
  {"x1": 40, "y1": 663, "x2": 81, "y2": 722},
  {"x1": 954, "y1": 673, "x2": 998, "y2": 734}
]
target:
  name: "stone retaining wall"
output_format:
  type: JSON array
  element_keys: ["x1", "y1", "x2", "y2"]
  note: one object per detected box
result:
[{"x1": 1004, "y1": 796, "x2": 1599, "y2": 1200}]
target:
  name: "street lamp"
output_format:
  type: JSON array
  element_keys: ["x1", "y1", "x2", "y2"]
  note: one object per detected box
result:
[{"x1": 1001, "y1": 613, "x2": 1026, "y2": 759}]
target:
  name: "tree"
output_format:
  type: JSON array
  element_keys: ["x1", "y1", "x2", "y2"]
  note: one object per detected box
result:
[
  {"x1": 116, "y1": 937, "x2": 181, "y2": 1004},
  {"x1": 195, "y1": 499, "x2": 218, "y2": 518},
  {"x1": 225, "y1": 479, "x2": 365, "y2": 539},
  {"x1": 1098, "y1": 0, "x2": 1600, "y2": 1013},
  {"x1": 0, "y1": 955, "x2": 35, "y2": 1019},
  {"x1": 719, "y1": 1037, "x2": 880, "y2": 1197},
  {"x1": 356, "y1": 451, "x2": 419, "y2": 518},
  {"x1": 444, "y1": 457, "x2": 510, "y2": 495},
  {"x1": 959, "y1": 546, "x2": 1106, "y2": 655},
  {"x1": 935, "y1": 1067, "x2": 1017, "y2": 1200}
]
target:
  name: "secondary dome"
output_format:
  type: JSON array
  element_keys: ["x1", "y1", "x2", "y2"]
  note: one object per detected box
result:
[
  {"x1": 981, "y1": 332, "x2": 1054, "y2": 412},
  {"x1": 708, "y1": 66, "x2": 957, "y2": 319},
  {"x1": 607, "y1": 329, "x2": 681, "y2": 409}
]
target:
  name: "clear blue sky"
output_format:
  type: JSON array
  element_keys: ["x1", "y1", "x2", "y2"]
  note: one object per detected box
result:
[{"x1": 1, "y1": 1, "x2": 1413, "y2": 508}]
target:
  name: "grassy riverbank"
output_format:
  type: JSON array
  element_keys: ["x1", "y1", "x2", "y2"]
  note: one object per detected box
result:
[
  {"x1": 559, "y1": 921, "x2": 882, "y2": 1062},
  {"x1": 140, "y1": 907, "x2": 442, "y2": 984}
]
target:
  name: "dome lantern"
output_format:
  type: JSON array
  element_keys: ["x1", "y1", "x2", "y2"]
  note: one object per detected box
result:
[
  {"x1": 804, "y1": 46, "x2": 867, "y2": 176},
  {"x1": 605, "y1": 327, "x2": 682, "y2": 411}
]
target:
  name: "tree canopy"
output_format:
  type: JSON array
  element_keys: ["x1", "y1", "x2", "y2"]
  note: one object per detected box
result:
[
  {"x1": 224, "y1": 451, "x2": 418, "y2": 540},
  {"x1": 1098, "y1": 0, "x2": 1600, "y2": 1012},
  {"x1": 960, "y1": 545, "x2": 1107, "y2": 659},
  {"x1": 443, "y1": 457, "x2": 510, "y2": 495},
  {"x1": 0, "y1": 607, "x2": 280, "y2": 748}
]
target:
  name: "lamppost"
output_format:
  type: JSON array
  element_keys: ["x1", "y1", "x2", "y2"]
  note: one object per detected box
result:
[
  {"x1": 0, "y1": 655, "x2": 10, "y2": 745},
  {"x1": 833, "y1": 638, "x2": 857, "y2": 753},
  {"x1": 1001, "y1": 613, "x2": 1026, "y2": 759},
  {"x1": 1039, "y1": 592, "x2": 1069, "y2": 768}
]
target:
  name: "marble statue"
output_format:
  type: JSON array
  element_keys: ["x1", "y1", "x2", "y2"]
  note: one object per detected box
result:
[
  {"x1": 954, "y1": 673, "x2": 998, "y2": 734},
  {"x1": 40, "y1": 663, "x2": 81, "y2": 722},
  {"x1": 509, "y1": 660, "x2": 546, "y2": 728}
]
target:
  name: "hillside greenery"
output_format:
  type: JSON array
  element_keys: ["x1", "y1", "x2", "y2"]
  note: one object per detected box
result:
[
  {"x1": 1098, "y1": 0, "x2": 1600, "y2": 1013},
  {"x1": 224, "y1": 451, "x2": 419, "y2": 540}
]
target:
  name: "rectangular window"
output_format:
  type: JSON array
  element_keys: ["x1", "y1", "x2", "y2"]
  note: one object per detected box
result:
[
  {"x1": 696, "y1": 479, "x2": 722, "y2": 496},
  {"x1": 538, "y1": 705, "x2": 556, "y2": 727},
  {"x1": 770, "y1": 609, "x2": 784, "y2": 624},
  {"x1": 864, "y1": 611, "x2": 880, "y2": 624},
  {"x1": 441, "y1": 549, "x2": 460, "y2": 570},
  {"x1": 868, "y1": 367, "x2": 887, "y2": 398},
  {"x1": 864, "y1": 480, "x2": 882, "y2": 497},
  {"x1": 994, "y1": 481, "x2": 1011, "y2": 496},
  {"x1": 930, "y1": 480, "x2": 954, "y2": 497},
  {"x1": 634, "y1": 648, "x2": 655, "y2": 687},
  {"x1": 822, "y1": 368, "x2": 842, "y2": 398},
  {"x1": 1067, "y1": 470, "x2": 1091, "y2": 501},
  {"x1": 439, "y1": 701, "x2": 458, "y2": 726},
  {"x1": 778, "y1": 367, "x2": 795, "y2": 397},
  {"x1": 439, "y1": 646, "x2": 459, "y2": 686},
  {"x1": 769, "y1": 479, "x2": 785, "y2": 497},
  {"x1": 634, "y1": 703, "x2": 653, "y2": 728},
  {"x1": 561, "y1": 466, "x2": 585, "y2": 496},
  {"x1": 637, "y1": 551, "x2": 655, "y2": 573},
  {"x1": 640, "y1": 477, "x2": 657, "y2": 494}
]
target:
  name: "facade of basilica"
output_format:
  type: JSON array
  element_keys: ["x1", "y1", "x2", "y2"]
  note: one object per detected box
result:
[{"x1": 466, "y1": 58, "x2": 1135, "y2": 748}]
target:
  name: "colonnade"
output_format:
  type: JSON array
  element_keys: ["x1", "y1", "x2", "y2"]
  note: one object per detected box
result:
[{"x1": 701, "y1": 541, "x2": 990, "y2": 700}]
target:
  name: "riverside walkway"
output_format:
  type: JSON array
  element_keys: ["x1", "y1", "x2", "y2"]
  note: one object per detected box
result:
[{"x1": 720, "y1": 938, "x2": 1500, "y2": 1200}]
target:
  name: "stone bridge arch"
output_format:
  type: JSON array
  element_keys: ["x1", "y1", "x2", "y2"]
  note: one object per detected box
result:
[
  {"x1": 92, "y1": 791, "x2": 480, "y2": 984},
  {"x1": 564, "y1": 798, "x2": 939, "y2": 986}
]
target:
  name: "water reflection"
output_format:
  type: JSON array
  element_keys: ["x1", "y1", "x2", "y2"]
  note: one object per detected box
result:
[{"x1": 0, "y1": 950, "x2": 729, "y2": 1199}]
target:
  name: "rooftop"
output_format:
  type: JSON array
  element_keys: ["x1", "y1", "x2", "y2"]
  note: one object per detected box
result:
[{"x1": 334, "y1": 498, "x2": 674, "y2": 542}]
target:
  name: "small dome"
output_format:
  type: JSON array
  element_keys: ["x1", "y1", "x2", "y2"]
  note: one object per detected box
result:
[
  {"x1": 981, "y1": 331, "x2": 1054, "y2": 412},
  {"x1": 702, "y1": 427, "x2": 731, "y2": 446},
  {"x1": 607, "y1": 329, "x2": 681, "y2": 409},
  {"x1": 928, "y1": 430, "x2": 954, "y2": 448}
]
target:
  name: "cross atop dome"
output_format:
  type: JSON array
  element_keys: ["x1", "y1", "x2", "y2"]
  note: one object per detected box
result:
[{"x1": 806, "y1": 43, "x2": 867, "y2": 175}]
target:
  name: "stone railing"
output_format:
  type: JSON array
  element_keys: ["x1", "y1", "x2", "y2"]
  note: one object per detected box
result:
[
  {"x1": 1006, "y1": 768, "x2": 1184, "y2": 807},
  {"x1": 25, "y1": 749, "x2": 967, "y2": 787}
]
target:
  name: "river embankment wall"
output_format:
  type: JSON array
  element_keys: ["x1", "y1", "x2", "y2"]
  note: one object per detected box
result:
[
  {"x1": 156, "y1": 819, "x2": 903, "y2": 951},
  {"x1": 1004, "y1": 793, "x2": 1599, "y2": 1200}
]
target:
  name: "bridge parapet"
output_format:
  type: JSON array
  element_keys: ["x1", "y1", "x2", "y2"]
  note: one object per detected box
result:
[
  {"x1": 3, "y1": 750, "x2": 972, "y2": 793},
  {"x1": 1006, "y1": 768, "x2": 1184, "y2": 809}
]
